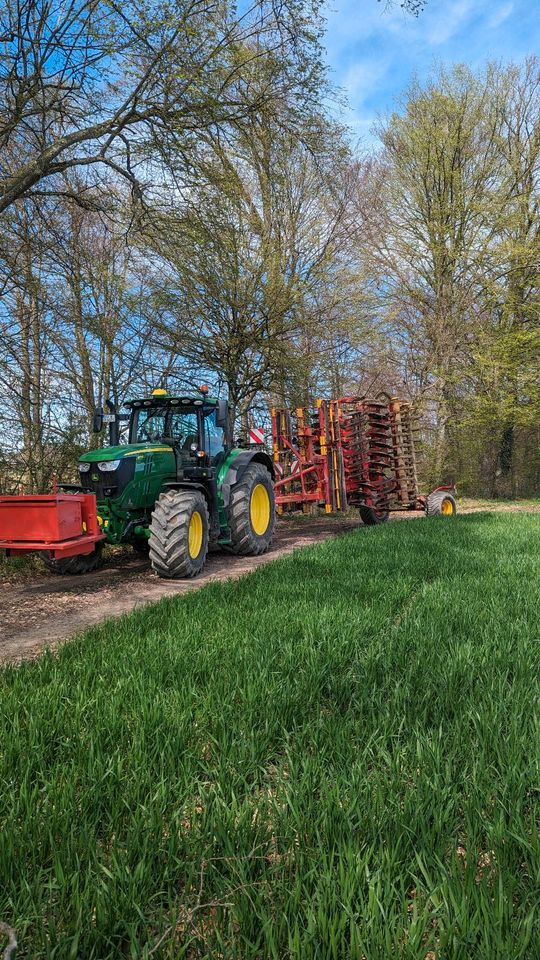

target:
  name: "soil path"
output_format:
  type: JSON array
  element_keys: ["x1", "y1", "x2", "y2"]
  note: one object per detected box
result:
[{"x1": 0, "y1": 516, "x2": 386, "y2": 663}]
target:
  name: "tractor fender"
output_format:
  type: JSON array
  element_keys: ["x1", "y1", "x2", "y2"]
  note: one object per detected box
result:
[
  {"x1": 163, "y1": 481, "x2": 209, "y2": 495},
  {"x1": 220, "y1": 451, "x2": 275, "y2": 510},
  {"x1": 161, "y1": 480, "x2": 216, "y2": 512}
]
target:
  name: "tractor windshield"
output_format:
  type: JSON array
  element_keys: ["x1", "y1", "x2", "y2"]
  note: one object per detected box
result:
[
  {"x1": 133, "y1": 407, "x2": 168, "y2": 443},
  {"x1": 130, "y1": 404, "x2": 226, "y2": 461},
  {"x1": 131, "y1": 407, "x2": 198, "y2": 446}
]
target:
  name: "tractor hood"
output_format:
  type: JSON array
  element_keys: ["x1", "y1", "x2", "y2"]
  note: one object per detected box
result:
[{"x1": 80, "y1": 443, "x2": 173, "y2": 463}]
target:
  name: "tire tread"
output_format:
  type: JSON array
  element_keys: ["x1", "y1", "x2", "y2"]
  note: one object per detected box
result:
[
  {"x1": 229, "y1": 463, "x2": 275, "y2": 556},
  {"x1": 426, "y1": 491, "x2": 457, "y2": 517},
  {"x1": 149, "y1": 490, "x2": 209, "y2": 578},
  {"x1": 43, "y1": 545, "x2": 103, "y2": 575}
]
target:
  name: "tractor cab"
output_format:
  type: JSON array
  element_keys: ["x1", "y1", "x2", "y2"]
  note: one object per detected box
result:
[
  {"x1": 78, "y1": 389, "x2": 231, "y2": 504},
  {"x1": 126, "y1": 388, "x2": 231, "y2": 473}
]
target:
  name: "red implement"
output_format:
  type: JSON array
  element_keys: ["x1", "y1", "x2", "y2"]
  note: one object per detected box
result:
[
  {"x1": 271, "y1": 395, "x2": 455, "y2": 516},
  {"x1": 0, "y1": 493, "x2": 105, "y2": 558}
]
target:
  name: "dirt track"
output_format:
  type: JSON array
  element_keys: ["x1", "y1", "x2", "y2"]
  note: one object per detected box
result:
[{"x1": 0, "y1": 515, "x2": 382, "y2": 663}]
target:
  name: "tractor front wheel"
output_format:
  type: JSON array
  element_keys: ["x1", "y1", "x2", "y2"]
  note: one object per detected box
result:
[
  {"x1": 229, "y1": 463, "x2": 275, "y2": 555},
  {"x1": 43, "y1": 544, "x2": 104, "y2": 575},
  {"x1": 149, "y1": 490, "x2": 209, "y2": 579}
]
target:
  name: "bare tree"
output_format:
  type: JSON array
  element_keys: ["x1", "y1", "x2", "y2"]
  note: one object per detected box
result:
[
  {"x1": 140, "y1": 103, "x2": 364, "y2": 425},
  {"x1": 0, "y1": 0, "x2": 324, "y2": 214}
]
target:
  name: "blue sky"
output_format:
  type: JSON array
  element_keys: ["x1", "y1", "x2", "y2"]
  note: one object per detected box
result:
[{"x1": 323, "y1": 0, "x2": 540, "y2": 143}]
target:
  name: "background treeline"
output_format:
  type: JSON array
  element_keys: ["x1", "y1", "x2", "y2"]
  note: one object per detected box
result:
[{"x1": 0, "y1": 0, "x2": 538, "y2": 497}]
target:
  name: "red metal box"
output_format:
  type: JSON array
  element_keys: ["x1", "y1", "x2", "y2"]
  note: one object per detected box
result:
[{"x1": 0, "y1": 495, "x2": 83, "y2": 543}]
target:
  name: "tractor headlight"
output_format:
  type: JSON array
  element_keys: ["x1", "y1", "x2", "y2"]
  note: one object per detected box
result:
[
  {"x1": 79, "y1": 462, "x2": 91, "y2": 473},
  {"x1": 98, "y1": 459, "x2": 121, "y2": 472}
]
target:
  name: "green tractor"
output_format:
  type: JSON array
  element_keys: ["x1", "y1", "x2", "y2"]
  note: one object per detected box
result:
[{"x1": 48, "y1": 387, "x2": 276, "y2": 578}]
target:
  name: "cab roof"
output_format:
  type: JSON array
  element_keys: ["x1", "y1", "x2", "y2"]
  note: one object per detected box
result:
[{"x1": 126, "y1": 391, "x2": 219, "y2": 409}]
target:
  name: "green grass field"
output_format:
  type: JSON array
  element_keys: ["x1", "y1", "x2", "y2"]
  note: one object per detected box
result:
[{"x1": 1, "y1": 513, "x2": 539, "y2": 959}]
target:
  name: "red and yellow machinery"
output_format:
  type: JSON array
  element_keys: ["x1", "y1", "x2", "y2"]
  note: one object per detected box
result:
[{"x1": 271, "y1": 395, "x2": 456, "y2": 523}]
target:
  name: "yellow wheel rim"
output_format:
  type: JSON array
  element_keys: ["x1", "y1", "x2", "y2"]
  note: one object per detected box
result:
[
  {"x1": 188, "y1": 511, "x2": 203, "y2": 558},
  {"x1": 250, "y1": 483, "x2": 271, "y2": 536},
  {"x1": 441, "y1": 498, "x2": 454, "y2": 516}
]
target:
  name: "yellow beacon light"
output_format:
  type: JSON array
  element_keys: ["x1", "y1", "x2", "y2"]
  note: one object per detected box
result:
[{"x1": 152, "y1": 388, "x2": 168, "y2": 397}]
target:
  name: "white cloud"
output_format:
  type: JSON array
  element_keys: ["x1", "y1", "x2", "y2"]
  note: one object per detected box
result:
[
  {"x1": 324, "y1": 0, "x2": 411, "y2": 55},
  {"x1": 340, "y1": 59, "x2": 389, "y2": 102},
  {"x1": 424, "y1": 0, "x2": 477, "y2": 46},
  {"x1": 323, "y1": 0, "x2": 540, "y2": 149},
  {"x1": 487, "y1": 2, "x2": 514, "y2": 28}
]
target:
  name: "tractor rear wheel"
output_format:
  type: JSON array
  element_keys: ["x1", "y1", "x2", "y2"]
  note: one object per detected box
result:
[
  {"x1": 427, "y1": 491, "x2": 457, "y2": 517},
  {"x1": 229, "y1": 463, "x2": 275, "y2": 555},
  {"x1": 149, "y1": 489, "x2": 209, "y2": 579},
  {"x1": 43, "y1": 544, "x2": 104, "y2": 575},
  {"x1": 359, "y1": 505, "x2": 389, "y2": 525}
]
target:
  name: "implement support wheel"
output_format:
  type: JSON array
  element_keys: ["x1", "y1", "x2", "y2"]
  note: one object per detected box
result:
[
  {"x1": 426, "y1": 491, "x2": 457, "y2": 517},
  {"x1": 359, "y1": 505, "x2": 389, "y2": 526},
  {"x1": 229, "y1": 463, "x2": 275, "y2": 555},
  {"x1": 149, "y1": 489, "x2": 209, "y2": 579}
]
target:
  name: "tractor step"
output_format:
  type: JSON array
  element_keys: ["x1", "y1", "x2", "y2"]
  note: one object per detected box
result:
[{"x1": 0, "y1": 493, "x2": 105, "y2": 558}]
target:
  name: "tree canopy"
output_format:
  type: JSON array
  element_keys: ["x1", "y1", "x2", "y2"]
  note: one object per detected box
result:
[{"x1": 0, "y1": 0, "x2": 538, "y2": 498}]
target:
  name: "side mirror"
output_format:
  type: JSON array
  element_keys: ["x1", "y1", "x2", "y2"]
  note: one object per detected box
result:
[
  {"x1": 93, "y1": 407, "x2": 104, "y2": 433},
  {"x1": 216, "y1": 399, "x2": 229, "y2": 430}
]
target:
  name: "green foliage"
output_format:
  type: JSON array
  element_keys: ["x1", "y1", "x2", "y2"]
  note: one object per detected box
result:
[
  {"x1": 372, "y1": 60, "x2": 540, "y2": 496},
  {"x1": 1, "y1": 514, "x2": 539, "y2": 957}
]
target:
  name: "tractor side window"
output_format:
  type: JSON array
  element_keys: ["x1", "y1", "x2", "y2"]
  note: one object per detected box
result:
[
  {"x1": 204, "y1": 410, "x2": 225, "y2": 460},
  {"x1": 169, "y1": 412, "x2": 199, "y2": 450},
  {"x1": 136, "y1": 408, "x2": 167, "y2": 443}
]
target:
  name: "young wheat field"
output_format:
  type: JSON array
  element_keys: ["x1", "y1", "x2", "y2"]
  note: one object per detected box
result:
[{"x1": 1, "y1": 513, "x2": 539, "y2": 959}]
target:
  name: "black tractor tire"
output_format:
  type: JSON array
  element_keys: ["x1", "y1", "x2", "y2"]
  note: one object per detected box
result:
[
  {"x1": 359, "y1": 505, "x2": 389, "y2": 526},
  {"x1": 149, "y1": 489, "x2": 209, "y2": 579},
  {"x1": 229, "y1": 462, "x2": 275, "y2": 556},
  {"x1": 42, "y1": 543, "x2": 104, "y2": 575},
  {"x1": 426, "y1": 491, "x2": 457, "y2": 517}
]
